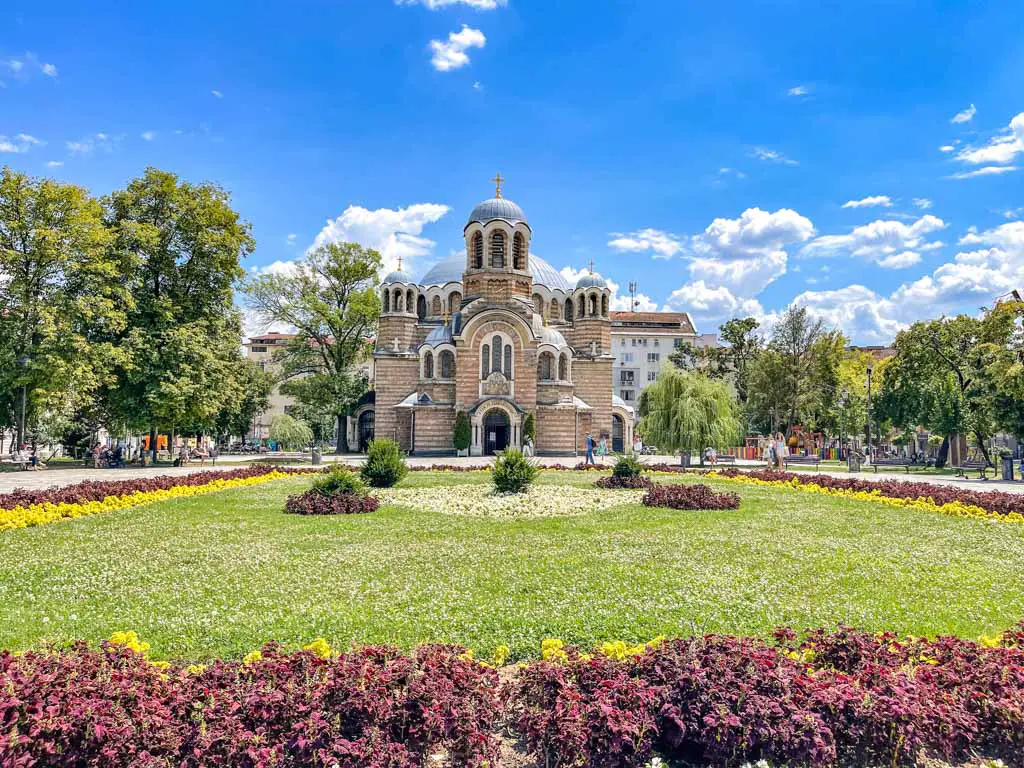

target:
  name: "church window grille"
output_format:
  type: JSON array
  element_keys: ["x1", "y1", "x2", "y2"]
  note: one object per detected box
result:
[
  {"x1": 431, "y1": 296, "x2": 442, "y2": 315},
  {"x1": 490, "y1": 231, "x2": 506, "y2": 268},
  {"x1": 504, "y1": 344, "x2": 512, "y2": 377},
  {"x1": 472, "y1": 232, "x2": 484, "y2": 269},
  {"x1": 565, "y1": 299, "x2": 573, "y2": 321},
  {"x1": 481, "y1": 345, "x2": 490, "y2": 378},
  {"x1": 513, "y1": 233, "x2": 526, "y2": 270},
  {"x1": 383, "y1": 290, "x2": 390, "y2": 313},
  {"x1": 423, "y1": 351, "x2": 434, "y2": 379},
  {"x1": 440, "y1": 350, "x2": 455, "y2": 379},
  {"x1": 538, "y1": 352, "x2": 553, "y2": 380},
  {"x1": 491, "y1": 335, "x2": 502, "y2": 373},
  {"x1": 559, "y1": 354, "x2": 568, "y2": 381}
]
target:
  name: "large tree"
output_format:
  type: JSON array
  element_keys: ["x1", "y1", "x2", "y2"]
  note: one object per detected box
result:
[
  {"x1": 637, "y1": 368, "x2": 741, "y2": 465},
  {"x1": 244, "y1": 241, "x2": 381, "y2": 453},
  {"x1": 104, "y1": 168, "x2": 255, "y2": 459},
  {"x1": 0, "y1": 167, "x2": 129, "y2": 448}
]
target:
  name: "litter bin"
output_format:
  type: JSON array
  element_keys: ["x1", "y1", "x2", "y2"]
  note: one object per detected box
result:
[
  {"x1": 311, "y1": 447, "x2": 322, "y2": 466},
  {"x1": 848, "y1": 452, "x2": 863, "y2": 473},
  {"x1": 1002, "y1": 456, "x2": 1014, "y2": 481}
]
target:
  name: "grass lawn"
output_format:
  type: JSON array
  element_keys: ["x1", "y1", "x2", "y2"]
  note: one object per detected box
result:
[{"x1": 1, "y1": 469, "x2": 1022, "y2": 662}]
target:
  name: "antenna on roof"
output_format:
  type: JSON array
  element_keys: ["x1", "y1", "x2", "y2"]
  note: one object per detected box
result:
[{"x1": 628, "y1": 281, "x2": 638, "y2": 312}]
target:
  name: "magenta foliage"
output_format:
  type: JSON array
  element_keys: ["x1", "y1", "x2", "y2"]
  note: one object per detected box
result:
[
  {"x1": 285, "y1": 490, "x2": 380, "y2": 515},
  {"x1": 642, "y1": 483, "x2": 741, "y2": 510},
  {"x1": 595, "y1": 475, "x2": 654, "y2": 490}
]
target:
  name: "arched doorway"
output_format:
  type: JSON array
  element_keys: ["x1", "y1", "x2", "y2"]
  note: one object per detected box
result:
[
  {"x1": 612, "y1": 414, "x2": 625, "y2": 453},
  {"x1": 483, "y1": 409, "x2": 510, "y2": 455},
  {"x1": 358, "y1": 409, "x2": 375, "y2": 452}
]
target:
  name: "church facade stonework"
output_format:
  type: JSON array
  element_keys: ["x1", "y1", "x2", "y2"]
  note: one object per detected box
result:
[{"x1": 368, "y1": 181, "x2": 634, "y2": 456}]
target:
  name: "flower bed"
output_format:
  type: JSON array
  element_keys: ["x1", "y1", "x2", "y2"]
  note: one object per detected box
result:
[
  {"x1": 595, "y1": 474, "x2": 654, "y2": 489},
  {"x1": 3, "y1": 624, "x2": 1023, "y2": 767},
  {"x1": 374, "y1": 484, "x2": 645, "y2": 518},
  {"x1": 708, "y1": 468, "x2": 1024, "y2": 523},
  {"x1": 0, "y1": 465, "x2": 320, "y2": 532},
  {"x1": 642, "y1": 482, "x2": 741, "y2": 510},
  {"x1": 285, "y1": 489, "x2": 380, "y2": 515}
]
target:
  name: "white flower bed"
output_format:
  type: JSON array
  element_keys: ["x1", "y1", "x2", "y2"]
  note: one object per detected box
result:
[{"x1": 374, "y1": 484, "x2": 645, "y2": 518}]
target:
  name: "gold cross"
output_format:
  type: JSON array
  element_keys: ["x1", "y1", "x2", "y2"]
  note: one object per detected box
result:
[
  {"x1": 442, "y1": 306, "x2": 450, "y2": 324},
  {"x1": 396, "y1": 254, "x2": 404, "y2": 272},
  {"x1": 587, "y1": 259, "x2": 595, "y2": 274},
  {"x1": 491, "y1": 172, "x2": 505, "y2": 199}
]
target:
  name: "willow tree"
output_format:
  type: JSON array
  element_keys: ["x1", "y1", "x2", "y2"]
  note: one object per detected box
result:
[{"x1": 638, "y1": 368, "x2": 741, "y2": 465}]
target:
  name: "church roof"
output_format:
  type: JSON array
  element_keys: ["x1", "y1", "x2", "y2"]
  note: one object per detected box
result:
[
  {"x1": 418, "y1": 254, "x2": 571, "y2": 292},
  {"x1": 466, "y1": 197, "x2": 528, "y2": 228},
  {"x1": 382, "y1": 269, "x2": 413, "y2": 285},
  {"x1": 538, "y1": 326, "x2": 568, "y2": 347},
  {"x1": 576, "y1": 272, "x2": 608, "y2": 290},
  {"x1": 423, "y1": 322, "x2": 455, "y2": 347}
]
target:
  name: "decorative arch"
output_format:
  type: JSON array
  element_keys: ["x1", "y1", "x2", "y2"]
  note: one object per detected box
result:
[
  {"x1": 422, "y1": 350, "x2": 434, "y2": 379},
  {"x1": 513, "y1": 232, "x2": 527, "y2": 270},
  {"x1": 577, "y1": 298, "x2": 585, "y2": 319},
  {"x1": 382, "y1": 289, "x2": 390, "y2": 313},
  {"x1": 538, "y1": 351, "x2": 555, "y2": 380},
  {"x1": 469, "y1": 398, "x2": 523, "y2": 456},
  {"x1": 601, "y1": 294, "x2": 609, "y2": 317},
  {"x1": 431, "y1": 296, "x2": 442, "y2": 316},
  {"x1": 448, "y1": 291, "x2": 462, "y2": 314},
  {"x1": 393, "y1": 287, "x2": 403, "y2": 313},
  {"x1": 416, "y1": 295, "x2": 427, "y2": 320},
  {"x1": 558, "y1": 352, "x2": 569, "y2": 381},
  {"x1": 471, "y1": 231, "x2": 484, "y2": 269},
  {"x1": 589, "y1": 292, "x2": 598, "y2": 316},
  {"x1": 564, "y1": 298, "x2": 574, "y2": 322},
  {"x1": 406, "y1": 288, "x2": 415, "y2": 313},
  {"x1": 481, "y1": 344, "x2": 490, "y2": 378},
  {"x1": 549, "y1": 298, "x2": 560, "y2": 322},
  {"x1": 532, "y1": 293, "x2": 544, "y2": 316},
  {"x1": 439, "y1": 349, "x2": 455, "y2": 379},
  {"x1": 489, "y1": 231, "x2": 506, "y2": 268}
]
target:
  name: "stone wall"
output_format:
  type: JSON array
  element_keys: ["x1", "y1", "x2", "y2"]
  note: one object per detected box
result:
[
  {"x1": 572, "y1": 357, "x2": 613, "y2": 441},
  {"x1": 373, "y1": 355, "x2": 419, "y2": 449},
  {"x1": 412, "y1": 407, "x2": 456, "y2": 454},
  {"x1": 536, "y1": 405, "x2": 578, "y2": 455}
]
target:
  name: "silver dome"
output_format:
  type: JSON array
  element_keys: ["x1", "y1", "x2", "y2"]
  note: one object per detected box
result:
[
  {"x1": 466, "y1": 197, "x2": 528, "y2": 227},
  {"x1": 576, "y1": 272, "x2": 608, "y2": 289},
  {"x1": 382, "y1": 269, "x2": 413, "y2": 285},
  {"x1": 538, "y1": 326, "x2": 568, "y2": 347},
  {"x1": 423, "y1": 323, "x2": 455, "y2": 347},
  {"x1": 418, "y1": 254, "x2": 571, "y2": 292}
]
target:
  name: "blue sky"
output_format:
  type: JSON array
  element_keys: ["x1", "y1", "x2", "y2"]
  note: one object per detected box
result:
[{"x1": 3, "y1": 0, "x2": 1023, "y2": 343}]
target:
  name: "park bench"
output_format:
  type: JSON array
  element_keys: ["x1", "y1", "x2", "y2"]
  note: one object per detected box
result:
[
  {"x1": 0, "y1": 456, "x2": 28, "y2": 470},
  {"x1": 783, "y1": 455, "x2": 821, "y2": 470},
  {"x1": 956, "y1": 458, "x2": 992, "y2": 480},
  {"x1": 872, "y1": 457, "x2": 914, "y2": 474},
  {"x1": 714, "y1": 455, "x2": 737, "y2": 465}
]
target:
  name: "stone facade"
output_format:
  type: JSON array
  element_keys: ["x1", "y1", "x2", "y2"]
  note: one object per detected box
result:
[{"x1": 368, "y1": 187, "x2": 634, "y2": 456}]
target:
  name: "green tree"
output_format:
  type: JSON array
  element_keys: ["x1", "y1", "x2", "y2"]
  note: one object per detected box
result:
[
  {"x1": 832, "y1": 350, "x2": 874, "y2": 447},
  {"x1": 0, "y1": 167, "x2": 128, "y2": 448},
  {"x1": 104, "y1": 168, "x2": 254, "y2": 459},
  {"x1": 269, "y1": 413, "x2": 313, "y2": 450},
  {"x1": 637, "y1": 368, "x2": 740, "y2": 465},
  {"x1": 244, "y1": 241, "x2": 381, "y2": 453},
  {"x1": 453, "y1": 410, "x2": 471, "y2": 452},
  {"x1": 712, "y1": 317, "x2": 763, "y2": 402},
  {"x1": 746, "y1": 349, "x2": 789, "y2": 434},
  {"x1": 214, "y1": 358, "x2": 273, "y2": 443}
]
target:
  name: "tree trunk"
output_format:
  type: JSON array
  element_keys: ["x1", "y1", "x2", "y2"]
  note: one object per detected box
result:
[
  {"x1": 975, "y1": 431, "x2": 993, "y2": 467},
  {"x1": 149, "y1": 425, "x2": 158, "y2": 464},
  {"x1": 935, "y1": 435, "x2": 949, "y2": 469},
  {"x1": 335, "y1": 413, "x2": 347, "y2": 454}
]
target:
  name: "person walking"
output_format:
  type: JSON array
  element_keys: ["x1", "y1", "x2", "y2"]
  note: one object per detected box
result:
[
  {"x1": 585, "y1": 432, "x2": 595, "y2": 465},
  {"x1": 774, "y1": 432, "x2": 787, "y2": 470},
  {"x1": 92, "y1": 441, "x2": 103, "y2": 469}
]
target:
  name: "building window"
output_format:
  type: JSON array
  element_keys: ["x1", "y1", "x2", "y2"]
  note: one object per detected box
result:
[
  {"x1": 622, "y1": 352, "x2": 633, "y2": 363},
  {"x1": 423, "y1": 351, "x2": 434, "y2": 379},
  {"x1": 631, "y1": 338, "x2": 637, "y2": 347},
  {"x1": 538, "y1": 351, "x2": 554, "y2": 380},
  {"x1": 439, "y1": 350, "x2": 454, "y2": 379},
  {"x1": 481, "y1": 345, "x2": 490, "y2": 378},
  {"x1": 490, "y1": 231, "x2": 505, "y2": 268},
  {"x1": 491, "y1": 334, "x2": 502, "y2": 373},
  {"x1": 648, "y1": 371, "x2": 658, "y2": 382},
  {"x1": 558, "y1": 353, "x2": 568, "y2": 381},
  {"x1": 673, "y1": 338, "x2": 683, "y2": 348},
  {"x1": 472, "y1": 232, "x2": 483, "y2": 268},
  {"x1": 621, "y1": 390, "x2": 634, "y2": 401},
  {"x1": 251, "y1": 346, "x2": 267, "y2": 353},
  {"x1": 513, "y1": 232, "x2": 527, "y2": 270},
  {"x1": 504, "y1": 344, "x2": 512, "y2": 377},
  {"x1": 653, "y1": 339, "x2": 659, "y2": 347},
  {"x1": 620, "y1": 370, "x2": 634, "y2": 385},
  {"x1": 647, "y1": 352, "x2": 660, "y2": 363},
  {"x1": 620, "y1": 339, "x2": 626, "y2": 347}
]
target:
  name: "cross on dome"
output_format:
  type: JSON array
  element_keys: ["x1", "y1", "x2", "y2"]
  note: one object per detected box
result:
[{"x1": 491, "y1": 172, "x2": 505, "y2": 199}]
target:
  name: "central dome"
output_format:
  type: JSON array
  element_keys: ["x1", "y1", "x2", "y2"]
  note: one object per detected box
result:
[
  {"x1": 466, "y1": 197, "x2": 528, "y2": 228},
  {"x1": 419, "y1": 254, "x2": 570, "y2": 291}
]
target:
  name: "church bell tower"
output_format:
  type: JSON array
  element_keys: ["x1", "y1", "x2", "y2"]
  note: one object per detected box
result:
[{"x1": 463, "y1": 173, "x2": 533, "y2": 303}]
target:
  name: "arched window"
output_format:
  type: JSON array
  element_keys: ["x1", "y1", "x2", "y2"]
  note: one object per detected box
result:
[
  {"x1": 513, "y1": 233, "x2": 526, "y2": 270},
  {"x1": 533, "y1": 293, "x2": 544, "y2": 315},
  {"x1": 549, "y1": 299, "x2": 559, "y2": 322},
  {"x1": 481, "y1": 345, "x2": 490, "y2": 378},
  {"x1": 490, "y1": 231, "x2": 506, "y2": 268},
  {"x1": 417, "y1": 295, "x2": 427, "y2": 320},
  {"x1": 538, "y1": 352, "x2": 553, "y2": 380},
  {"x1": 504, "y1": 344, "x2": 512, "y2": 378},
  {"x1": 601, "y1": 294, "x2": 609, "y2": 317},
  {"x1": 589, "y1": 293, "x2": 598, "y2": 316},
  {"x1": 393, "y1": 288, "x2": 403, "y2": 312},
  {"x1": 407, "y1": 289, "x2": 415, "y2": 313},
  {"x1": 431, "y1": 296, "x2": 442, "y2": 316},
  {"x1": 564, "y1": 299, "x2": 573, "y2": 321},
  {"x1": 472, "y1": 232, "x2": 484, "y2": 269},
  {"x1": 439, "y1": 350, "x2": 454, "y2": 379},
  {"x1": 383, "y1": 290, "x2": 390, "y2": 313},
  {"x1": 491, "y1": 334, "x2": 502, "y2": 373},
  {"x1": 448, "y1": 291, "x2": 462, "y2": 314},
  {"x1": 423, "y1": 351, "x2": 434, "y2": 379},
  {"x1": 577, "y1": 298, "x2": 585, "y2": 319},
  {"x1": 559, "y1": 354, "x2": 568, "y2": 381}
]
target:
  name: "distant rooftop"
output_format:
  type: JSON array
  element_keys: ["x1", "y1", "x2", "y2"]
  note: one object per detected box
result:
[{"x1": 610, "y1": 311, "x2": 697, "y2": 335}]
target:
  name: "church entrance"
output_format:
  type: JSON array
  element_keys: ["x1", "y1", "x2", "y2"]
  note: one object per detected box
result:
[
  {"x1": 483, "y1": 409, "x2": 510, "y2": 455},
  {"x1": 612, "y1": 414, "x2": 625, "y2": 453},
  {"x1": 358, "y1": 409, "x2": 375, "y2": 452}
]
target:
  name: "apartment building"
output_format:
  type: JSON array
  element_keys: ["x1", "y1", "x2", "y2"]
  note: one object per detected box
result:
[{"x1": 609, "y1": 311, "x2": 700, "y2": 407}]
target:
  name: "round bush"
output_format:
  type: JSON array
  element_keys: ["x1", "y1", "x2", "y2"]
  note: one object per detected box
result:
[
  {"x1": 595, "y1": 475, "x2": 654, "y2": 490},
  {"x1": 285, "y1": 490, "x2": 379, "y2": 515},
  {"x1": 492, "y1": 449, "x2": 539, "y2": 494},
  {"x1": 612, "y1": 455, "x2": 646, "y2": 479},
  {"x1": 642, "y1": 483, "x2": 740, "y2": 510},
  {"x1": 311, "y1": 465, "x2": 366, "y2": 497},
  {"x1": 360, "y1": 439, "x2": 408, "y2": 488}
]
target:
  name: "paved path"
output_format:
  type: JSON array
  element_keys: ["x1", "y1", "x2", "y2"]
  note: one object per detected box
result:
[{"x1": 3, "y1": 453, "x2": 1023, "y2": 494}]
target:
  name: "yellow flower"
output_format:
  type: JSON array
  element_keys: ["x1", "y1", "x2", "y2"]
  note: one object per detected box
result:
[
  {"x1": 979, "y1": 633, "x2": 1004, "y2": 648},
  {"x1": 243, "y1": 649, "x2": 264, "y2": 665},
  {"x1": 491, "y1": 644, "x2": 510, "y2": 667},
  {"x1": 541, "y1": 638, "x2": 568, "y2": 662},
  {"x1": 109, "y1": 630, "x2": 150, "y2": 657},
  {"x1": 186, "y1": 664, "x2": 207, "y2": 675},
  {"x1": 303, "y1": 637, "x2": 332, "y2": 659},
  {"x1": 150, "y1": 660, "x2": 171, "y2": 670}
]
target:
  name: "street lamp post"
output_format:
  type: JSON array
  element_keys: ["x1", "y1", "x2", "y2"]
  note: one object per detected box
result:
[
  {"x1": 839, "y1": 388, "x2": 848, "y2": 460},
  {"x1": 15, "y1": 354, "x2": 30, "y2": 449},
  {"x1": 866, "y1": 365, "x2": 874, "y2": 463}
]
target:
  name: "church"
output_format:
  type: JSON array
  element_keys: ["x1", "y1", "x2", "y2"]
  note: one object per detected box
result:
[{"x1": 360, "y1": 177, "x2": 634, "y2": 456}]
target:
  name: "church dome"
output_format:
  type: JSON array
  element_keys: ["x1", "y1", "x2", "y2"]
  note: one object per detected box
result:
[
  {"x1": 418, "y1": 254, "x2": 571, "y2": 291},
  {"x1": 576, "y1": 272, "x2": 607, "y2": 289},
  {"x1": 467, "y1": 197, "x2": 528, "y2": 227},
  {"x1": 538, "y1": 326, "x2": 568, "y2": 348},
  {"x1": 382, "y1": 268, "x2": 413, "y2": 285}
]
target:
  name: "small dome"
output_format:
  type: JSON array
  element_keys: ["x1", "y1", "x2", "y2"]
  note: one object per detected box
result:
[
  {"x1": 382, "y1": 269, "x2": 413, "y2": 285},
  {"x1": 576, "y1": 272, "x2": 607, "y2": 290},
  {"x1": 538, "y1": 326, "x2": 568, "y2": 348},
  {"x1": 467, "y1": 197, "x2": 528, "y2": 227},
  {"x1": 423, "y1": 323, "x2": 454, "y2": 347}
]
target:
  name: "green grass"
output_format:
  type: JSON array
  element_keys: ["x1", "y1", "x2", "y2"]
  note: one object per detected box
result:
[{"x1": 1, "y1": 469, "x2": 1022, "y2": 661}]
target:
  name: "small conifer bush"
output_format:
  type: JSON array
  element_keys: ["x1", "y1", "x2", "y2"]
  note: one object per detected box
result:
[
  {"x1": 360, "y1": 439, "x2": 408, "y2": 488},
  {"x1": 491, "y1": 449, "x2": 539, "y2": 494}
]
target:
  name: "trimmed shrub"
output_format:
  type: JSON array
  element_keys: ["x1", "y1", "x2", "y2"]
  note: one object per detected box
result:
[
  {"x1": 492, "y1": 449, "x2": 539, "y2": 494},
  {"x1": 523, "y1": 412, "x2": 536, "y2": 442},
  {"x1": 613, "y1": 454, "x2": 645, "y2": 479},
  {"x1": 285, "y1": 491, "x2": 379, "y2": 515},
  {"x1": 311, "y1": 465, "x2": 366, "y2": 497},
  {"x1": 360, "y1": 439, "x2": 408, "y2": 488},
  {"x1": 642, "y1": 482, "x2": 740, "y2": 510},
  {"x1": 453, "y1": 410, "x2": 471, "y2": 452},
  {"x1": 595, "y1": 474, "x2": 653, "y2": 490}
]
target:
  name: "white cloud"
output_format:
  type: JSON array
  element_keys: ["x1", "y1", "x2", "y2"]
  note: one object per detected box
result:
[
  {"x1": 397, "y1": 0, "x2": 506, "y2": 8},
  {"x1": 802, "y1": 214, "x2": 945, "y2": 268},
  {"x1": 0, "y1": 133, "x2": 43, "y2": 153},
  {"x1": 66, "y1": 132, "x2": 118, "y2": 155},
  {"x1": 6, "y1": 59, "x2": 23, "y2": 73},
  {"x1": 717, "y1": 167, "x2": 746, "y2": 180},
  {"x1": 607, "y1": 228, "x2": 684, "y2": 259},
  {"x1": 286, "y1": 233, "x2": 298, "y2": 245},
  {"x1": 557, "y1": 265, "x2": 657, "y2": 313},
  {"x1": 947, "y1": 165, "x2": 1018, "y2": 180},
  {"x1": 787, "y1": 85, "x2": 809, "y2": 97},
  {"x1": 4, "y1": 53, "x2": 56, "y2": 80},
  {"x1": 787, "y1": 285, "x2": 904, "y2": 344},
  {"x1": 141, "y1": 130, "x2": 156, "y2": 141},
  {"x1": 950, "y1": 103, "x2": 976, "y2": 124},
  {"x1": 472, "y1": 81, "x2": 483, "y2": 90},
  {"x1": 45, "y1": 160, "x2": 63, "y2": 167},
  {"x1": 912, "y1": 197, "x2": 932, "y2": 210},
  {"x1": 954, "y1": 112, "x2": 1024, "y2": 166},
  {"x1": 751, "y1": 147, "x2": 798, "y2": 165},
  {"x1": 429, "y1": 25, "x2": 486, "y2": 71},
  {"x1": 939, "y1": 145, "x2": 956, "y2": 153},
  {"x1": 841, "y1": 195, "x2": 892, "y2": 209},
  {"x1": 311, "y1": 202, "x2": 451, "y2": 276},
  {"x1": 664, "y1": 281, "x2": 764, "y2": 333},
  {"x1": 1003, "y1": 208, "x2": 1024, "y2": 219},
  {"x1": 211, "y1": 89, "x2": 223, "y2": 98},
  {"x1": 41, "y1": 62, "x2": 57, "y2": 77}
]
